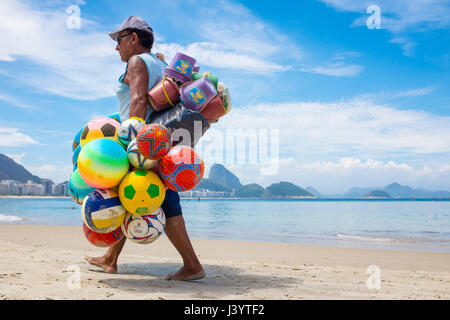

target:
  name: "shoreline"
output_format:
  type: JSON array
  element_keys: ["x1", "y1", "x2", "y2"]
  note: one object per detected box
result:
[
  {"x1": 0, "y1": 224, "x2": 448, "y2": 300},
  {"x1": 1, "y1": 195, "x2": 449, "y2": 201},
  {"x1": 0, "y1": 195, "x2": 70, "y2": 199}
]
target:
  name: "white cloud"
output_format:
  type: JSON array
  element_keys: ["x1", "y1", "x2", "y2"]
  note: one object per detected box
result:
[
  {"x1": 0, "y1": 0, "x2": 299, "y2": 99},
  {"x1": 320, "y1": 0, "x2": 450, "y2": 33},
  {"x1": 319, "y1": 0, "x2": 450, "y2": 56},
  {"x1": 204, "y1": 98, "x2": 450, "y2": 158},
  {"x1": 196, "y1": 93, "x2": 450, "y2": 192},
  {"x1": 222, "y1": 157, "x2": 450, "y2": 194},
  {"x1": 389, "y1": 38, "x2": 417, "y2": 57},
  {"x1": 155, "y1": 42, "x2": 288, "y2": 74},
  {"x1": 27, "y1": 163, "x2": 73, "y2": 183},
  {"x1": 0, "y1": 0, "x2": 122, "y2": 100},
  {"x1": 0, "y1": 127, "x2": 39, "y2": 147},
  {"x1": 300, "y1": 61, "x2": 364, "y2": 77},
  {"x1": 353, "y1": 86, "x2": 436, "y2": 103},
  {"x1": 0, "y1": 91, "x2": 38, "y2": 110},
  {"x1": 5, "y1": 152, "x2": 26, "y2": 164}
]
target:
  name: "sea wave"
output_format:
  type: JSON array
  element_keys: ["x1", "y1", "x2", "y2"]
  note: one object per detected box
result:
[
  {"x1": 337, "y1": 233, "x2": 392, "y2": 242},
  {"x1": 0, "y1": 214, "x2": 24, "y2": 222}
]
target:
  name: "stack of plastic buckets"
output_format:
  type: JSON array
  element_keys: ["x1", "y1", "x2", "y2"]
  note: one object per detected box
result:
[{"x1": 146, "y1": 52, "x2": 231, "y2": 123}]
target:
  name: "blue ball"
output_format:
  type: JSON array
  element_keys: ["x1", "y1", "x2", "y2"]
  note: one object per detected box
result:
[
  {"x1": 73, "y1": 127, "x2": 83, "y2": 151},
  {"x1": 106, "y1": 112, "x2": 121, "y2": 124},
  {"x1": 68, "y1": 169, "x2": 95, "y2": 205}
]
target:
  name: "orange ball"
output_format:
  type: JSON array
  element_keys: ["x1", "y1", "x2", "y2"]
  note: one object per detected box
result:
[{"x1": 158, "y1": 145, "x2": 204, "y2": 192}]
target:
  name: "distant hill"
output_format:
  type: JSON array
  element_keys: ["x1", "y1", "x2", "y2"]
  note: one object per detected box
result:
[
  {"x1": 0, "y1": 153, "x2": 42, "y2": 183},
  {"x1": 343, "y1": 186, "x2": 375, "y2": 198},
  {"x1": 383, "y1": 183, "x2": 414, "y2": 198},
  {"x1": 364, "y1": 190, "x2": 391, "y2": 198},
  {"x1": 208, "y1": 163, "x2": 242, "y2": 189},
  {"x1": 195, "y1": 178, "x2": 232, "y2": 192},
  {"x1": 263, "y1": 181, "x2": 313, "y2": 198},
  {"x1": 344, "y1": 182, "x2": 450, "y2": 198},
  {"x1": 236, "y1": 184, "x2": 265, "y2": 198},
  {"x1": 305, "y1": 186, "x2": 322, "y2": 198}
]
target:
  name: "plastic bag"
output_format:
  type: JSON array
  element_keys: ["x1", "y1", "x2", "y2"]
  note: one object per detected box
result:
[{"x1": 145, "y1": 103, "x2": 210, "y2": 148}]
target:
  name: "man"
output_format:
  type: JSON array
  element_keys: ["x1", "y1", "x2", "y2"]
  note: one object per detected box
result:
[{"x1": 85, "y1": 16, "x2": 205, "y2": 281}]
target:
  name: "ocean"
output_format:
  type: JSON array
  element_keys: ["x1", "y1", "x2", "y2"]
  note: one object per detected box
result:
[{"x1": 1, "y1": 197, "x2": 449, "y2": 252}]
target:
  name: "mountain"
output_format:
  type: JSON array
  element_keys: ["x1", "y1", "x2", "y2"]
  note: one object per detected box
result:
[
  {"x1": 208, "y1": 163, "x2": 242, "y2": 189},
  {"x1": 0, "y1": 153, "x2": 42, "y2": 183},
  {"x1": 384, "y1": 183, "x2": 414, "y2": 198},
  {"x1": 235, "y1": 183, "x2": 265, "y2": 197},
  {"x1": 305, "y1": 186, "x2": 322, "y2": 197},
  {"x1": 195, "y1": 178, "x2": 232, "y2": 192},
  {"x1": 344, "y1": 182, "x2": 450, "y2": 198},
  {"x1": 364, "y1": 190, "x2": 391, "y2": 198},
  {"x1": 263, "y1": 181, "x2": 313, "y2": 198},
  {"x1": 343, "y1": 186, "x2": 375, "y2": 198}
]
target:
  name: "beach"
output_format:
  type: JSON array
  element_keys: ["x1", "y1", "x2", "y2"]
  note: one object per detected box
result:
[{"x1": 0, "y1": 224, "x2": 449, "y2": 300}]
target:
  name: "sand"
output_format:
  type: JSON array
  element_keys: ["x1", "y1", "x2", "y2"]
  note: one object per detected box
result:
[{"x1": 0, "y1": 224, "x2": 448, "y2": 300}]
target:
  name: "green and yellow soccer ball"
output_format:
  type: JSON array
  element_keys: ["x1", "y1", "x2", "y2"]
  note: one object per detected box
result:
[{"x1": 118, "y1": 170, "x2": 166, "y2": 215}]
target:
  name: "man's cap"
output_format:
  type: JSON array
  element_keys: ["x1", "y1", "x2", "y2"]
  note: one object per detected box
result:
[{"x1": 108, "y1": 15, "x2": 153, "y2": 41}]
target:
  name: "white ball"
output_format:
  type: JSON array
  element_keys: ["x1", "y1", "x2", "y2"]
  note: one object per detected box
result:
[
  {"x1": 127, "y1": 139, "x2": 158, "y2": 170},
  {"x1": 118, "y1": 117, "x2": 146, "y2": 147},
  {"x1": 121, "y1": 208, "x2": 166, "y2": 244}
]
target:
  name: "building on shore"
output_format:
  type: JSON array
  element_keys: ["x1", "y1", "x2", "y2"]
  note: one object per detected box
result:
[
  {"x1": 0, "y1": 179, "x2": 68, "y2": 196},
  {"x1": 0, "y1": 180, "x2": 22, "y2": 195},
  {"x1": 179, "y1": 188, "x2": 233, "y2": 198}
]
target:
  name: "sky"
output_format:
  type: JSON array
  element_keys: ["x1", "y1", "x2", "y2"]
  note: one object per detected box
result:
[{"x1": 0, "y1": 0, "x2": 449, "y2": 194}]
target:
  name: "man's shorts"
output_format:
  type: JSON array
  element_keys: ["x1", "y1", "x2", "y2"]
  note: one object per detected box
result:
[{"x1": 161, "y1": 188, "x2": 182, "y2": 218}]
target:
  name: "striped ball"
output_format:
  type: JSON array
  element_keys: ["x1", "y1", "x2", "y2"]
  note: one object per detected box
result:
[
  {"x1": 136, "y1": 123, "x2": 171, "y2": 160},
  {"x1": 81, "y1": 189, "x2": 126, "y2": 233},
  {"x1": 69, "y1": 169, "x2": 95, "y2": 205},
  {"x1": 158, "y1": 145, "x2": 205, "y2": 192},
  {"x1": 77, "y1": 138, "x2": 129, "y2": 189}
]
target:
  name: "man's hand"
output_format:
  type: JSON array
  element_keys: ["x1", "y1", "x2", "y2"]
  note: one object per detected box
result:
[
  {"x1": 127, "y1": 56, "x2": 149, "y2": 120},
  {"x1": 155, "y1": 52, "x2": 165, "y2": 62}
]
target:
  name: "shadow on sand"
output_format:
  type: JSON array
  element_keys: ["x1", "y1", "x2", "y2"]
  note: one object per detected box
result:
[{"x1": 93, "y1": 261, "x2": 300, "y2": 298}]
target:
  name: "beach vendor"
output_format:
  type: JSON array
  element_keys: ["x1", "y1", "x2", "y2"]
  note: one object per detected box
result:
[{"x1": 85, "y1": 16, "x2": 205, "y2": 281}]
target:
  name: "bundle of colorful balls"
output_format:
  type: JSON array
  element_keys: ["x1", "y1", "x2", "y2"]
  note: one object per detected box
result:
[{"x1": 69, "y1": 113, "x2": 205, "y2": 247}]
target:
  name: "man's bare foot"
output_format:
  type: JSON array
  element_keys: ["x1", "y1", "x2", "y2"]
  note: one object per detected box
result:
[
  {"x1": 84, "y1": 256, "x2": 117, "y2": 274},
  {"x1": 165, "y1": 266, "x2": 206, "y2": 281}
]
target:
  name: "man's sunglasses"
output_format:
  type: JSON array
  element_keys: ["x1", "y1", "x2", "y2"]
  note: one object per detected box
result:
[{"x1": 116, "y1": 33, "x2": 133, "y2": 45}]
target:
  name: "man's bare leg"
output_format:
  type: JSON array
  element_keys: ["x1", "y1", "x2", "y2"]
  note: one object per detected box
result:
[
  {"x1": 164, "y1": 215, "x2": 205, "y2": 281},
  {"x1": 85, "y1": 236, "x2": 126, "y2": 274}
]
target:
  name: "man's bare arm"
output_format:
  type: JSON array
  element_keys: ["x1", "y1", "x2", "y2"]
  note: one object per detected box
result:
[{"x1": 127, "y1": 56, "x2": 149, "y2": 120}]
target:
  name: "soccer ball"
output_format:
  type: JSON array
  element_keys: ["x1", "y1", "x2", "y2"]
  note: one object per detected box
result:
[
  {"x1": 158, "y1": 145, "x2": 205, "y2": 191},
  {"x1": 82, "y1": 189, "x2": 126, "y2": 233},
  {"x1": 118, "y1": 170, "x2": 166, "y2": 215},
  {"x1": 83, "y1": 223, "x2": 124, "y2": 247},
  {"x1": 136, "y1": 123, "x2": 172, "y2": 160},
  {"x1": 117, "y1": 117, "x2": 146, "y2": 147},
  {"x1": 121, "y1": 208, "x2": 166, "y2": 244},
  {"x1": 80, "y1": 116, "x2": 121, "y2": 147},
  {"x1": 127, "y1": 139, "x2": 158, "y2": 170}
]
